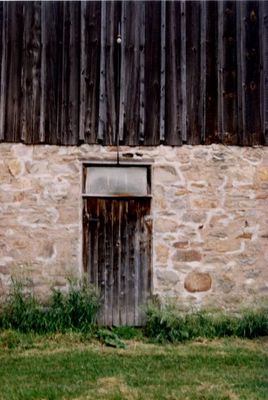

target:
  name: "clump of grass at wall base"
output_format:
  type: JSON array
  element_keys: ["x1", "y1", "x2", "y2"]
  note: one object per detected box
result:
[{"x1": 0, "y1": 278, "x2": 267, "y2": 341}]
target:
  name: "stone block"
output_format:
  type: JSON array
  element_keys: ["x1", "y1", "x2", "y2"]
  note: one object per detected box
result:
[
  {"x1": 156, "y1": 269, "x2": 180, "y2": 284},
  {"x1": 7, "y1": 159, "x2": 23, "y2": 177},
  {"x1": 154, "y1": 165, "x2": 179, "y2": 184},
  {"x1": 184, "y1": 272, "x2": 212, "y2": 292},
  {"x1": 256, "y1": 166, "x2": 268, "y2": 181},
  {"x1": 173, "y1": 241, "x2": 189, "y2": 249},
  {"x1": 173, "y1": 249, "x2": 202, "y2": 262},
  {"x1": 155, "y1": 244, "x2": 169, "y2": 263},
  {"x1": 154, "y1": 218, "x2": 178, "y2": 233}
]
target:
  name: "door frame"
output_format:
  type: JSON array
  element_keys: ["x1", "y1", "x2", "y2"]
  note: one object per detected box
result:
[{"x1": 81, "y1": 161, "x2": 153, "y2": 325}]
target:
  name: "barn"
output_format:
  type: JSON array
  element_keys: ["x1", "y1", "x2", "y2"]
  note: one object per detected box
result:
[{"x1": 0, "y1": 1, "x2": 267, "y2": 325}]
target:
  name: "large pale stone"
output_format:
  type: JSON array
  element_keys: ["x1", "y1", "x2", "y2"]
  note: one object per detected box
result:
[
  {"x1": 256, "y1": 166, "x2": 268, "y2": 181},
  {"x1": 184, "y1": 272, "x2": 212, "y2": 292},
  {"x1": 154, "y1": 218, "x2": 178, "y2": 233},
  {"x1": 154, "y1": 165, "x2": 179, "y2": 183},
  {"x1": 155, "y1": 244, "x2": 169, "y2": 263},
  {"x1": 7, "y1": 159, "x2": 23, "y2": 177},
  {"x1": 156, "y1": 269, "x2": 180, "y2": 284}
]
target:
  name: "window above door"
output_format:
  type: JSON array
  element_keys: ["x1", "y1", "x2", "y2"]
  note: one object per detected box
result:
[{"x1": 82, "y1": 163, "x2": 151, "y2": 198}]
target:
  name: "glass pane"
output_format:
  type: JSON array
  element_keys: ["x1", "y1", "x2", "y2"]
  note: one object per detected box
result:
[{"x1": 85, "y1": 166, "x2": 148, "y2": 196}]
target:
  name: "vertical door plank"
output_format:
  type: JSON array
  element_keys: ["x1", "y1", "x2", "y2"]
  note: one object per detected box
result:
[
  {"x1": 97, "y1": 199, "x2": 106, "y2": 325},
  {"x1": 144, "y1": 1, "x2": 161, "y2": 145},
  {"x1": 21, "y1": 2, "x2": 42, "y2": 144},
  {"x1": 165, "y1": 1, "x2": 182, "y2": 145},
  {"x1": 186, "y1": 1, "x2": 201, "y2": 144},
  {"x1": 105, "y1": 200, "x2": 113, "y2": 326},
  {"x1": 80, "y1": 2, "x2": 101, "y2": 144},
  {"x1": 139, "y1": 199, "x2": 152, "y2": 325},
  {"x1": 112, "y1": 200, "x2": 121, "y2": 326},
  {"x1": 119, "y1": 200, "x2": 128, "y2": 326},
  {"x1": 127, "y1": 199, "x2": 136, "y2": 325},
  {"x1": 0, "y1": 3, "x2": 7, "y2": 141},
  {"x1": 86, "y1": 198, "x2": 99, "y2": 288},
  {"x1": 83, "y1": 200, "x2": 89, "y2": 281},
  {"x1": 134, "y1": 201, "x2": 141, "y2": 325}
]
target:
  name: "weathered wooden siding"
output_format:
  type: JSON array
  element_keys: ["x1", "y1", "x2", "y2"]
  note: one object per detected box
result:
[{"x1": 0, "y1": 1, "x2": 267, "y2": 146}]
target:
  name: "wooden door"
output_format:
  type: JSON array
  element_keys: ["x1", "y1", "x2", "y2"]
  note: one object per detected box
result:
[{"x1": 83, "y1": 197, "x2": 152, "y2": 326}]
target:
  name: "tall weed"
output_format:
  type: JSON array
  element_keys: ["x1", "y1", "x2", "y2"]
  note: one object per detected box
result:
[
  {"x1": 0, "y1": 278, "x2": 101, "y2": 334},
  {"x1": 145, "y1": 301, "x2": 268, "y2": 343}
]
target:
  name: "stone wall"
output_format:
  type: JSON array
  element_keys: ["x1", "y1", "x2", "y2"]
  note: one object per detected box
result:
[{"x1": 0, "y1": 143, "x2": 268, "y2": 309}]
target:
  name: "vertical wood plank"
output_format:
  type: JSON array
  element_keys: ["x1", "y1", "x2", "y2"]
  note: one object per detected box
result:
[
  {"x1": 160, "y1": 1, "x2": 166, "y2": 143},
  {"x1": 221, "y1": 1, "x2": 239, "y2": 144},
  {"x1": 261, "y1": 2, "x2": 268, "y2": 144},
  {"x1": 205, "y1": 1, "x2": 218, "y2": 144},
  {"x1": 134, "y1": 201, "x2": 140, "y2": 325},
  {"x1": 244, "y1": 2, "x2": 262, "y2": 145},
  {"x1": 60, "y1": 2, "x2": 80, "y2": 145},
  {"x1": 144, "y1": 1, "x2": 161, "y2": 145},
  {"x1": 5, "y1": 2, "x2": 24, "y2": 142},
  {"x1": 40, "y1": 1, "x2": 46, "y2": 143},
  {"x1": 40, "y1": 2, "x2": 62, "y2": 144},
  {"x1": 105, "y1": 2, "x2": 120, "y2": 144},
  {"x1": 98, "y1": 1, "x2": 107, "y2": 142},
  {"x1": 200, "y1": 1, "x2": 207, "y2": 144},
  {"x1": 138, "y1": 199, "x2": 151, "y2": 326},
  {"x1": 80, "y1": 2, "x2": 101, "y2": 144},
  {"x1": 0, "y1": 2, "x2": 7, "y2": 141},
  {"x1": 120, "y1": 200, "x2": 128, "y2": 326},
  {"x1": 112, "y1": 200, "x2": 121, "y2": 326},
  {"x1": 217, "y1": 1, "x2": 224, "y2": 142},
  {"x1": 180, "y1": 1, "x2": 187, "y2": 143},
  {"x1": 236, "y1": 1, "x2": 247, "y2": 145},
  {"x1": 118, "y1": 2, "x2": 126, "y2": 142},
  {"x1": 121, "y1": 1, "x2": 141, "y2": 145},
  {"x1": 105, "y1": 200, "x2": 113, "y2": 326},
  {"x1": 186, "y1": 1, "x2": 201, "y2": 144},
  {"x1": 21, "y1": 2, "x2": 42, "y2": 144},
  {"x1": 139, "y1": 1, "x2": 145, "y2": 143},
  {"x1": 127, "y1": 199, "x2": 135, "y2": 325},
  {"x1": 97, "y1": 199, "x2": 106, "y2": 325},
  {"x1": 165, "y1": 1, "x2": 182, "y2": 145}
]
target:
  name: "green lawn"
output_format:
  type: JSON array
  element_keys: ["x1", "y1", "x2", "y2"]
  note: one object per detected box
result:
[{"x1": 0, "y1": 333, "x2": 267, "y2": 400}]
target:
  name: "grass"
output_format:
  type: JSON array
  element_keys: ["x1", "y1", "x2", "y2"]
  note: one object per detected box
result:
[
  {"x1": 0, "y1": 332, "x2": 267, "y2": 400},
  {"x1": 0, "y1": 278, "x2": 101, "y2": 334},
  {"x1": 145, "y1": 302, "x2": 268, "y2": 342}
]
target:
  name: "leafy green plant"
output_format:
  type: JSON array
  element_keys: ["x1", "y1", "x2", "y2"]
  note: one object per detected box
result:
[
  {"x1": 96, "y1": 328, "x2": 127, "y2": 348},
  {"x1": 111, "y1": 326, "x2": 144, "y2": 341}
]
